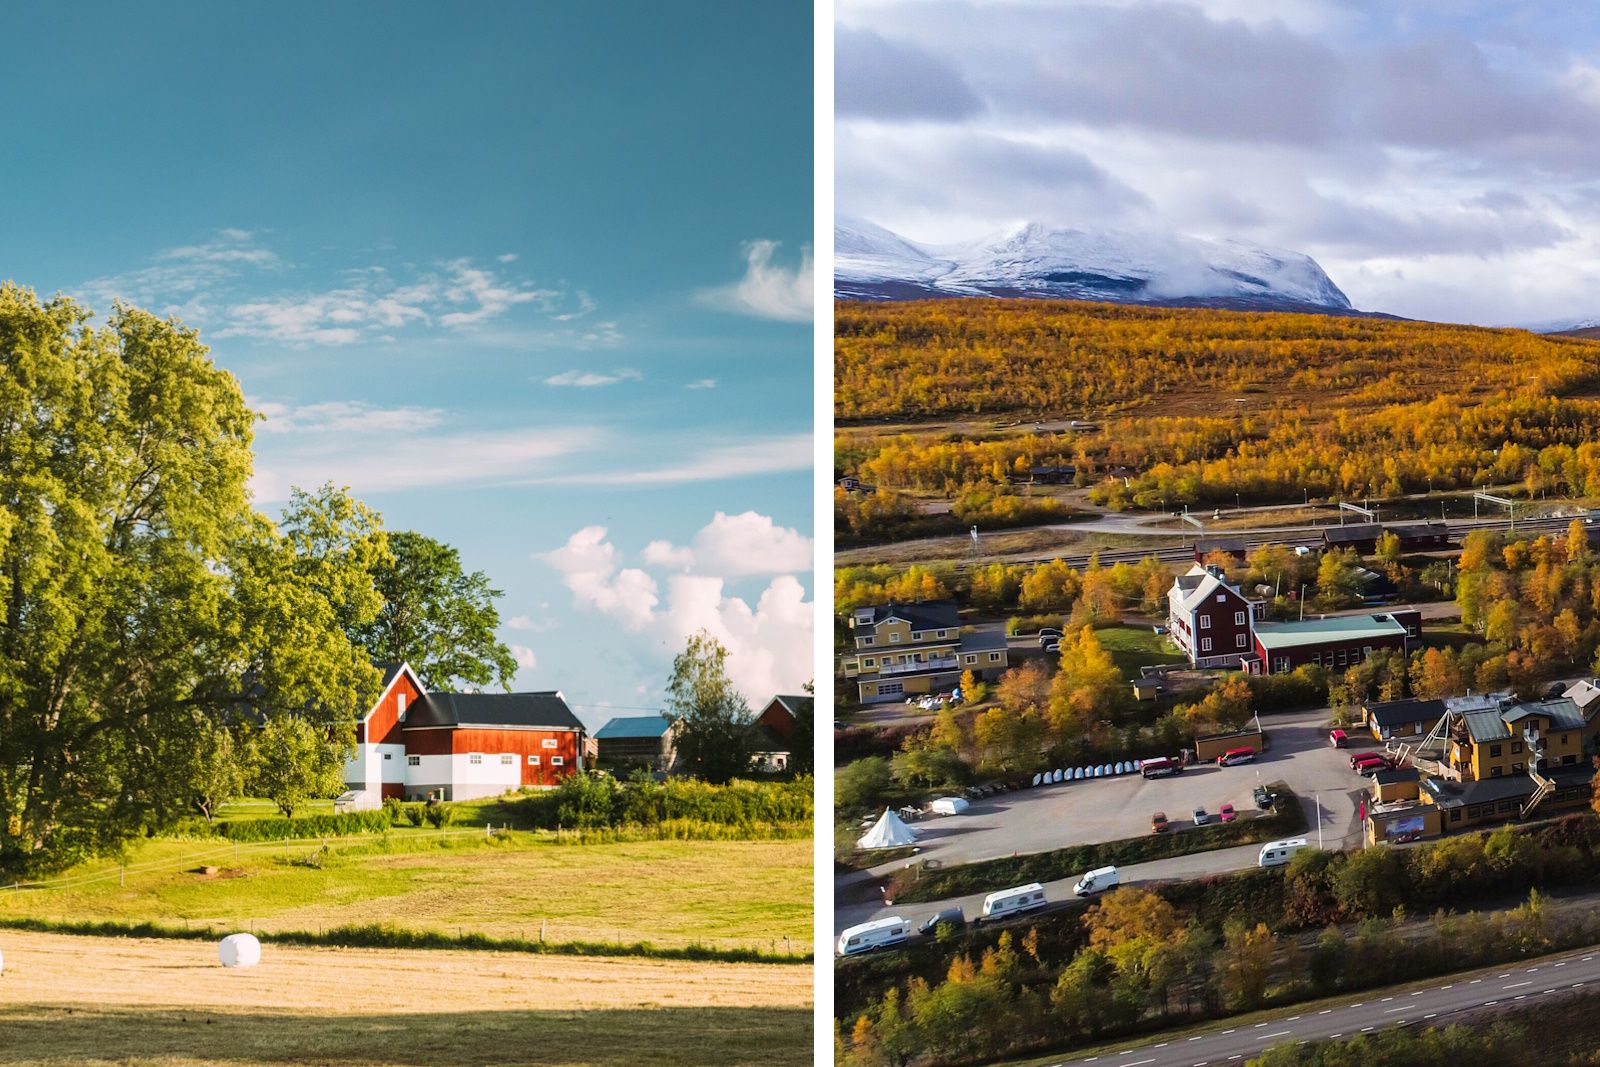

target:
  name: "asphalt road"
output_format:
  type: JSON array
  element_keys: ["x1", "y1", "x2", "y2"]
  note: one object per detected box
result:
[{"x1": 1039, "y1": 948, "x2": 1600, "y2": 1067}]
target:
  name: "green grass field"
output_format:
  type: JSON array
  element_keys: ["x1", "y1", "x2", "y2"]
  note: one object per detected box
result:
[{"x1": 0, "y1": 832, "x2": 813, "y2": 954}]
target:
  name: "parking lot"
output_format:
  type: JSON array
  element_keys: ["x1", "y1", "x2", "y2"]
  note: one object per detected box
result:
[{"x1": 898, "y1": 706, "x2": 1369, "y2": 868}]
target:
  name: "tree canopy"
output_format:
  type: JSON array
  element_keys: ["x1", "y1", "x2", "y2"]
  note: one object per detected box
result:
[
  {"x1": 0, "y1": 287, "x2": 381, "y2": 873},
  {"x1": 665, "y1": 630, "x2": 756, "y2": 784}
]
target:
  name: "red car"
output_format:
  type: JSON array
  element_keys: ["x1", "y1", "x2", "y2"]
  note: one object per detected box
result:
[
  {"x1": 1348, "y1": 751, "x2": 1384, "y2": 769},
  {"x1": 1353, "y1": 755, "x2": 1395, "y2": 775},
  {"x1": 1218, "y1": 803, "x2": 1237, "y2": 823}
]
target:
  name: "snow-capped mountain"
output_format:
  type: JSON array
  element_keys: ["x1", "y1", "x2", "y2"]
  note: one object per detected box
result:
[{"x1": 835, "y1": 217, "x2": 1354, "y2": 313}]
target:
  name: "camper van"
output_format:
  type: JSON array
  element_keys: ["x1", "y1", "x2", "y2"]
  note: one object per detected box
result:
[
  {"x1": 1072, "y1": 865, "x2": 1120, "y2": 897},
  {"x1": 980, "y1": 883, "x2": 1048, "y2": 920},
  {"x1": 1257, "y1": 838, "x2": 1310, "y2": 868},
  {"x1": 836, "y1": 916, "x2": 912, "y2": 957},
  {"x1": 1140, "y1": 756, "x2": 1183, "y2": 779}
]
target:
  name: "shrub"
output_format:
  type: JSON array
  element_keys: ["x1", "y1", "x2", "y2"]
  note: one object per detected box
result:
[
  {"x1": 515, "y1": 773, "x2": 814, "y2": 831},
  {"x1": 214, "y1": 809, "x2": 392, "y2": 842},
  {"x1": 424, "y1": 802, "x2": 456, "y2": 829}
]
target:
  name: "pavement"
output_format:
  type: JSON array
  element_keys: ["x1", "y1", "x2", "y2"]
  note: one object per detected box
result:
[
  {"x1": 835, "y1": 706, "x2": 1366, "y2": 935},
  {"x1": 1039, "y1": 947, "x2": 1600, "y2": 1067}
]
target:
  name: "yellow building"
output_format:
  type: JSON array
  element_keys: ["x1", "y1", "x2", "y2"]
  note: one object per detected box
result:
[
  {"x1": 1446, "y1": 697, "x2": 1587, "y2": 782},
  {"x1": 839, "y1": 600, "x2": 1010, "y2": 704}
]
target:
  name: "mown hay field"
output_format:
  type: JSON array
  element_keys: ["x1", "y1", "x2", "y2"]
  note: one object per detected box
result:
[{"x1": 0, "y1": 930, "x2": 812, "y2": 1066}]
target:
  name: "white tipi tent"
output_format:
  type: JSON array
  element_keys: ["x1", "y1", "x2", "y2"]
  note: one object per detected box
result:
[{"x1": 858, "y1": 808, "x2": 918, "y2": 850}]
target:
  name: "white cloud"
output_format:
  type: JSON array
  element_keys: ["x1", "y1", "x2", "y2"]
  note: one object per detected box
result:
[
  {"x1": 506, "y1": 615, "x2": 536, "y2": 630},
  {"x1": 511, "y1": 644, "x2": 538, "y2": 670},
  {"x1": 252, "y1": 400, "x2": 445, "y2": 435},
  {"x1": 535, "y1": 433, "x2": 812, "y2": 487},
  {"x1": 696, "y1": 240, "x2": 813, "y2": 323},
  {"x1": 686, "y1": 378, "x2": 717, "y2": 389},
  {"x1": 250, "y1": 425, "x2": 599, "y2": 503},
  {"x1": 690, "y1": 511, "x2": 814, "y2": 576},
  {"x1": 539, "y1": 526, "x2": 660, "y2": 631},
  {"x1": 539, "y1": 522, "x2": 813, "y2": 703},
  {"x1": 437, "y1": 258, "x2": 562, "y2": 327},
  {"x1": 543, "y1": 369, "x2": 642, "y2": 387},
  {"x1": 497, "y1": 253, "x2": 519, "y2": 263},
  {"x1": 641, "y1": 540, "x2": 696, "y2": 569}
]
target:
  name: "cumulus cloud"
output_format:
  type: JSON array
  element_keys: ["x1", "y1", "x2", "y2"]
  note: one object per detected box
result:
[
  {"x1": 696, "y1": 240, "x2": 812, "y2": 323},
  {"x1": 539, "y1": 520, "x2": 813, "y2": 703},
  {"x1": 641, "y1": 540, "x2": 696, "y2": 569},
  {"x1": 511, "y1": 644, "x2": 538, "y2": 670},
  {"x1": 690, "y1": 511, "x2": 814, "y2": 576}
]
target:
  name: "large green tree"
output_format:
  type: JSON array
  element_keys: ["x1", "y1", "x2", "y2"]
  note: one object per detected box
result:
[
  {"x1": 665, "y1": 630, "x2": 755, "y2": 784},
  {"x1": 348, "y1": 530, "x2": 517, "y2": 691},
  {"x1": 0, "y1": 287, "x2": 381, "y2": 874}
]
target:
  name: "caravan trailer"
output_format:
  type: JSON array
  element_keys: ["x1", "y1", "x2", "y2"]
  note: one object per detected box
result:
[
  {"x1": 836, "y1": 916, "x2": 912, "y2": 956},
  {"x1": 979, "y1": 883, "x2": 1048, "y2": 921},
  {"x1": 1257, "y1": 838, "x2": 1310, "y2": 868}
]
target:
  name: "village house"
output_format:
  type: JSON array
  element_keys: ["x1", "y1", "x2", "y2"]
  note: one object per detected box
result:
[
  {"x1": 341, "y1": 662, "x2": 587, "y2": 807},
  {"x1": 1321, "y1": 523, "x2": 1382, "y2": 554},
  {"x1": 839, "y1": 600, "x2": 1009, "y2": 703},
  {"x1": 1167, "y1": 564, "x2": 1266, "y2": 669},
  {"x1": 1361, "y1": 696, "x2": 1446, "y2": 742}
]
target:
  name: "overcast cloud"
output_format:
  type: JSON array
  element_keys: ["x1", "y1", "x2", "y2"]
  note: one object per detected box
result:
[{"x1": 836, "y1": 1, "x2": 1600, "y2": 325}]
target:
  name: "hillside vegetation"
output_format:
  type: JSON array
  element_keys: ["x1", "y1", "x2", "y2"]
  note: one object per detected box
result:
[{"x1": 835, "y1": 300, "x2": 1600, "y2": 511}]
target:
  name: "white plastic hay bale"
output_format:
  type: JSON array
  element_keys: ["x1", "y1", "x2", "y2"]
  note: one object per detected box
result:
[{"x1": 217, "y1": 932, "x2": 261, "y2": 968}]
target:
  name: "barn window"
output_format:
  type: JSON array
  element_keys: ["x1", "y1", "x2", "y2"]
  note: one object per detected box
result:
[
  {"x1": 1234, "y1": 611, "x2": 1245, "y2": 626},
  {"x1": 528, "y1": 755, "x2": 541, "y2": 766},
  {"x1": 551, "y1": 756, "x2": 565, "y2": 766},
  {"x1": 1200, "y1": 616, "x2": 1211, "y2": 629},
  {"x1": 468, "y1": 753, "x2": 483, "y2": 765},
  {"x1": 988, "y1": 652, "x2": 1001, "y2": 662},
  {"x1": 542, "y1": 739, "x2": 559, "y2": 749},
  {"x1": 397, "y1": 693, "x2": 407, "y2": 719},
  {"x1": 1201, "y1": 638, "x2": 1212, "y2": 652},
  {"x1": 407, "y1": 755, "x2": 420, "y2": 767},
  {"x1": 500, "y1": 754, "x2": 515, "y2": 765},
  {"x1": 1236, "y1": 634, "x2": 1247, "y2": 648},
  {"x1": 383, "y1": 753, "x2": 391, "y2": 761}
]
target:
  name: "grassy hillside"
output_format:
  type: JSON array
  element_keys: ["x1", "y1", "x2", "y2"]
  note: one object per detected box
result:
[
  {"x1": 835, "y1": 299, "x2": 1600, "y2": 510},
  {"x1": 0, "y1": 833, "x2": 812, "y2": 955}
]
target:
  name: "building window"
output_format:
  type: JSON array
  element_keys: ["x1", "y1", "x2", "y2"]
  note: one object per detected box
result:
[
  {"x1": 501, "y1": 754, "x2": 515, "y2": 766},
  {"x1": 1215, "y1": 594, "x2": 1226, "y2": 602},
  {"x1": 1512, "y1": 742, "x2": 1523, "y2": 754},
  {"x1": 1236, "y1": 634, "x2": 1247, "y2": 648},
  {"x1": 396, "y1": 693, "x2": 407, "y2": 718},
  {"x1": 1234, "y1": 611, "x2": 1246, "y2": 626},
  {"x1": 937, "y1": 629, "x2": 948, "y2": 638},
  {"x1": 541, "y1": 738, "x2": 559, "y2": 749},
  {"x1": 861, "y1": 636, "x2": 874, "y2": 646},
  {"x1": 889, "y1": 632, "x2": 901, "y2": 643},
  {"x1": 407, "y1": 755, "x2": 420, "y2": 767},
  {"x1": 1489, "y1": 744, "x2": 1503, "y2": 757},
  {"x1": 468, "y1": 753, "x2": 483, "y2": 765},
  {"x1": 1450, "y1": 809, "x2": 1461, "y2": 822},
  {"x1": 1200, "y1": 616, "x2": 1211, "y2": 629},
  {"x1": 988, "y1": 652, "x2": 1001, "y2": 662},
  {"x1": 863, "y1": 658, "x2": 876, "y2": 668},
  {"x1": 1489, "y1": 766, "x2": 1502, "y2": 777},
  {"x1": 383, "y1": 753, "x2": 392, "y2": 761},
  {"x1": 965, "y1": 654, "x2": 976, "y2": 664},
  {"x1": 1201, "y1": 637, "x2": 1212, "y2": 652},
  {"x1": 551, "y1": 756, "x2": 565, "y2": 766},
  {"x1": 528, "y1": 755, "x2": 541, "y2": 765}
]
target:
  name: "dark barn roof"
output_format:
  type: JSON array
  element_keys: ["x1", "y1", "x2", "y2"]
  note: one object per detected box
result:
[{"x1": 408, "y1": 690, "x2": 585, "y2": 732}]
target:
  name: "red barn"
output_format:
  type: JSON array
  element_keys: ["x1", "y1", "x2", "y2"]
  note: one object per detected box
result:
[{"x1": 343, "y1": 662, "x2": 587, "y2": 806}]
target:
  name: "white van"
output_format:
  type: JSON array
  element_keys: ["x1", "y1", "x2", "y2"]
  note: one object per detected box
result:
[
  {"x1": 1257, "y1": 838, "x2": 1310, "y2": 868},
  {"x1": 836, "y1": 916, "x2": 912, "y2": 957},
  {"x1": 980, "y1": 883, "x2": 1048, "y2": 920},
  {"x1": 1072, "y1": 865, "x2": 1120, "y2": 897}
]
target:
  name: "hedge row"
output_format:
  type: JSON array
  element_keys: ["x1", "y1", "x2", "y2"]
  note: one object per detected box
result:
[
  {"x1": 516, "y1": 774, "x2": 813, "y2": 830},
  {"x1": 889, "y1": 783, "x2": 1306, "y2": 904},
  {"x1": 214, "y1": 810, "x2": 392, "y2": 842}
]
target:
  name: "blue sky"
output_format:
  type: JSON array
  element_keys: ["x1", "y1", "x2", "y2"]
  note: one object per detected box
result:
[{"x1": 1, "y1": 2, "x2": 814, "y2": 726}]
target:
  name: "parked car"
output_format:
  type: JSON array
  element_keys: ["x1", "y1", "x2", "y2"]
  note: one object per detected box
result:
[
  {"x1": 1218, "y1": 802, "x2": 1237, "y2": 823},
  {"x1": 1192, "y1": 806, "x2": 1211, "y2": 826},
  {"x1": 1348, "y1": 751, "x2": 1385, "y2": 770},
  {"x1": 1328, "y1": 728, "x2": 1348, "y2": 748},
  {"x1": 1042, "y1": 639, "x2": 1061, "y2": 653},
  {"x1": 1253, "y1": 785, "x2": 1277, "y2": 810},
  {"x1": 1216, "y1": 747, "x2": 1256, "y2": 767},
  {"x1": 1072, "y1": 866, "x2": 1119, "y2": 897},
  {"x1": 919, "y1": 907, "x2": 966, "y2": 936},
  {"x1": 1354, "y1": 755, "x2": 1395, "y2": 775},
  {"x1": 1037, "y1": 627, "x2": 1063, "y2": 642},
  {"x1": 1150, "y1": 811, "x2": 1169, "y2": 833}
]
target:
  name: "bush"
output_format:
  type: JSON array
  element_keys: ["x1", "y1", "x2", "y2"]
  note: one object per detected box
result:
[
  {"x1": 404, "y1": 803, "x2": 426, "y2": 827},
  {"x1": 215, "y1": 809, "x2": 393, "y2": 842},
  {"x1": 424, "y1": 802, "x2": 456, "y2": 829},
  {"x1": 515, "y1": 773, "x2": 813, "y2": 831},
  {"x1": 382, "y1": 796, "x2": 405, "y2": 826},
  {"x1": 1006, "y1": 614, "x2": 1066, "y2": 636}
]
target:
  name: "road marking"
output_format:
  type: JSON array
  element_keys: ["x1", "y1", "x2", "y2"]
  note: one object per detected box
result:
[
  {"x1": 1221, "y1": 1029, "x2": 1236, "y2": 1035},
  {"x1": 1287, "y1": 1015, "x2": 1301, "y2": 1021},
  {"x1": 1441, "y1": 984, "x2": 1452, "y2": 990},
  {"x1": 1577, "y1": 982, "x2": 1587, "y2": 988},
  {"x1": 1255, "y1": 1031, "x2": 1291, "y2": 1041},
  {"x1": 1424, "y1": 1014, "x2": 1437, "y2": 1020},
  {"x1": 1318, "y1": 1010, "x2": 1332, "y2": 1015},
  {"x1": 1584, "y1": 956, "x2": 1593, "y2": 961},
  {"x1": 1123, "y1": 1059, "x2": 1155, "y2": 1066},
  {"x1": 1555, "y1": 962, "x2": 1567, "y2": 967},
  {"x1": 1155, "y1": 1044, "x2": 1168, "y2": 1048},
  {"x1": 1497, "y1": 973, "x2": 1511, "y2": 978},
  {"x1": 1486, "y1": 1001, "x2": 1498, "y2": 1006},
  {"x1": 1504, "y1": 981, "x2": 1532, "y2": 989},
  {"x1": 1380, "y1": 997, "x2": 1394, "y2": 1002},
  {"x1": 1188, "y1": 1036, "x2": 1204, "y2": 1042},
  {"x1": 1515, "y1": 994, "x2": 1527, "y2": 1000},
  {"x1": 1409, "y1": 991, "x2": 1423, "y2": 996},
  {"x1": 1351, "y1": 1002, "x2": 1364, "y2": 1008},
  {"x1": 1360, "y1": 1026, "x2": 1374, "y2": 1033},
  {"x1": 1543, "y1": 988, "x2": 1556, "y2": 995},
  {"x1": 1254, "y1": 1022, "x2": 1267, "y2": 1028},
  {"x1": 1470, "y1": 979, "x2": 1482, "y2": 985},
  {"x1": 1383, "y1": 1007, "x2": 1406, "y2": 1014},
  {"x1": 1329, "y1": 1034, "x2": 1342, "y2": 1039}
]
